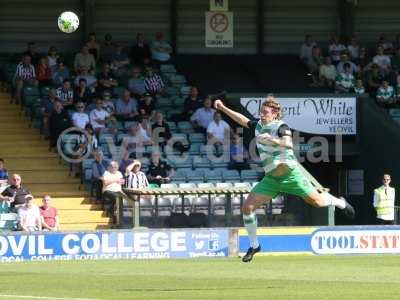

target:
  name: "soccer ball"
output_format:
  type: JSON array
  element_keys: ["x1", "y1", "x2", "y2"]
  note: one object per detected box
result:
[{"x1": 58, "y1": 11, "x2": 79, "y2": 33}]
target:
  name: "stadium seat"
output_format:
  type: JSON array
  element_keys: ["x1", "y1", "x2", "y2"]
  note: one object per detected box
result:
[
  {"x1": 139, "y1": 196, "x2": 154, "y2": 217},
  {"x1": 157, "y1": 97, "x2": 172, "y2": 109},
  {"x1": 189, "y1": 133, "x2": 206, "y2": 144},
  {"x1": 171, "y1": 168, "x2": 189, "y2": 182},
  {"x1": 176, "y1": 183, "x2": 196, "y2": 213},
  {"x1": 193, "y1": 182, "x2": 215, "y2": 213},
  {"x1": 223, "y1": 170, "x2": 241, "y2": 182},
  {"x1": 166, "y1": 109, "x2": 182, "y2": 119},
  {"x1": 166, "y1": 121, "x2": 177, "y2": 133},
  {"x1": 172, "y1": 96, "x2": 185, "y2": 106},
  {"x1": 180, "y1": 86, "x2": 192, "y2": 97},
  {"x1": 205, "y1": 168, "x2": 224, "y2": 182},
  {"x1": 240, "y1": 169, "x2": 259, "y2": 182},
  {"x1": 165, "y1": 86, "x2": 180, "y2": 96},
  {"x1": 99, "y1": 133, "x2": 115, "y2": 145},
  {"x1": 171, "y1": 155, "x2": 192, "y2": 169},
  {"x1": 188, "y1": 143, "x2": 201, "y2": 155},
  {"x1": 113, "y1": 86, "x2": 125, "y2": 97},
  {"x1": 200, "y1": 144, "x2": 216, "y2": 156},
  {"x1": 160, "y1": 64, "x2": 176, "y2": 74},
  {"x1": 177, "y1": 121, "x2": 194, "y2": 134},
  {"x1": 158, "y1": 183, "x2": 179, "y2": 216},
  {"x1": 185, "y1": 169, "x2": 205, "y2": 182},
  {"x1": 232, "y1": 182, "x2": 251, "y2": 215},
  {"x1": 192, "y1": 155, "x2": 212, "y2": 169},
  {"x1": 213, "y1": 182, "x2": 233, "y2": 215}
]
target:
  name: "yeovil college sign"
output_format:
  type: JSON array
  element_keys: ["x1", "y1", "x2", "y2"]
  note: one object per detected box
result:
[{"x1": 241, "y1": 97, "x2": 357, "y2": 135}]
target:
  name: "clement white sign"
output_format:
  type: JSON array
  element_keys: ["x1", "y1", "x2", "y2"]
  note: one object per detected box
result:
[{"x1": 241, "y1": 97, "x2": 357, "y2": 135}]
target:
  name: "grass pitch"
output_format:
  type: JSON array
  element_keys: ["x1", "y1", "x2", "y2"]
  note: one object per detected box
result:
[{"x1": 0, "y1": 256, "x2": 400, "y2": 300}]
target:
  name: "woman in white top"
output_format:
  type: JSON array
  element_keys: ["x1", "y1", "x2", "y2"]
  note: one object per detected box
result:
[{"x1": 101, "y1": 161, "x2": 125, "y2": 218}]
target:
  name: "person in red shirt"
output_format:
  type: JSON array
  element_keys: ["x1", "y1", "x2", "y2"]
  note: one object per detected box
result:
[
  {"x1": 39, "y1": 195, "x2": 59, "y2": 231},
  {"x1": 36, "y1": 57, "x2": 52, "y2": 86}
]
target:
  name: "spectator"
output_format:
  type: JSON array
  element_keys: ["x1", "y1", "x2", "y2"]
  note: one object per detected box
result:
[
  {"x1": 125, "y1": 160, "x2": 149, "y2": 189},
  {"x1": 329, "y1": 35, "x2": 346, "y2": 66},
  {"x1": 36, "y1": 57, "x2": 52, "y2": 87},
  {"x1": 347, "y1": 36, "x2": 360, "y2": 62},
  {"x1": 47, "y1": 46, "x2": 59, "y2": 72},
  {"x1": 377, "y1": 33, "x2": 394, "y2": 55},
  {"x1": 0, "y1": 174, "x2": 30, "y2": 210},
  {"x1": 72, "y1": 101, "x2": 90, "y2": 129},
  {"x1": 150, "y1": 32, "x2": 173, "y2": 63},
  {"x1": 391, "y1": 48, "x2": 400, "y2": 72},
  {"x1": 13, "y1": 54, "x2": 38, "y2": 104},
  {"x1": 97, "y1": 63, "x2": 118, "y2": 95},
  {"x1": 56, "y1": 79, "x2": 74, "y2": 107},
  {"x1": 366, "y1": 64, "x2": 384, "y2": 95},
  {"x1": 110, "y1": 43, "x2": 130, "y2": 77},
  {"x1": 335, "y1": 63, "x2": 355, "y2": 93},
  {"x1": 354, "y1": 79, "x2": 366, "y2": 95},
  {"x1": 0, "y1": 195, "x2": 11, "y2": 214},
  {"x1": 74, "y1": 45, "x2": 96, "y2": 73},
  {"x1": 358, "y1": 47, "x2": 371, "y2": 72},
  {"x1": 190, "y1": 97, "x2": 216, "y2": 133},
  {"x1": 373, "y1": 174, "x2": 395, "y2": 225},
  {"x1": 102, "y1": 161, "x2": 125, "y2": 218},
  {"x1": 18, "y1": 195, "x2": 42, "y2": 232},
  {"x1": 151, "y1": 112, "x2": 171, "y2": 150},
  {"x1": 144, "y1": 66, "x2": 165, "y2": 95},
  {"x1": 182, "y1": 86, "x2": 203, "y2": 120},
  {"x1": 128, "y1": 67, "x2": 146, "y2": 97},
  {"x1": 92, "y1": 150, "x2": 109, "y2": 203},
  {"x1": 39, "y1": 195, "x2": 60, "y2": 231},
  {"x1": 74, "y1": 66, "x2": 97, "y2": 92},
  {"x1": 319, "y1": 57, "x2": 337, "y2": 89},
  {"x1": 101, "y1": 33, "x2": 115, "y2": 63},
  {"x1": 39, "y1": 88, "x2": 57, "y2": 137},
  {"x1": 119, "y1": 151, "x2": 133, "y2": 174},
  {"x1": 48, "y1": 100, "x2": 71, "y2": 150},
  {"x1": 376, "y1": 80, "x2": 396, "y2": 106},
  {"x1": 337, "y1": 53, "x2": 359, "y2": 75},
  {"x1": 131, "y1": 32, "x2": 151, "y2": 66},
  {"x1": 23, "y1": 42, "x2": 40, "y2": 66},
  {"x1": 115, "y1": 90, "x2": 139, "y2": 123},
  {"x1": 229, "y1": 134, "x2": 250, "y2": 171},
  {"x1": 74, "y1": 78, "x2": 92, "y2": 104},
  {"x1": 299, "y1": 34, "x2": 316, "y2": 67},
  {"x1": 207, "y1": 111, "x2": 231, "y2": 145},
  {"x1": 307, "y1": 46, "x2": 324, "y2": 86},
  {"x1": 79, "y1": 124, "x2": 99, "y2": 153},
  {"x1": 147, "y1": 152, "x2": 174, "y2": 186},
  {"x1": 86, "y1": 32, "x2": 101, "y2": 61},
  {"x1": 51, "y1": 59, "x2": 70, "y2": 87},
  {"x1": 89, "y1": 98, "x2": 110, "y2": 134},
  {"x1": 102, "y1": 91, "x2": 115, "y2": 115},
  {"x1": 138, "y1": 92, "x2": 156, "y2": 119},
  {"x1": 0, "y1": 158, "x2": 8, "y2": 186},
  {"x1": 123, "y1": 123, "x2": 153, "y2": 153},
  {"x1": 373, "y1": 46, "x2": 391, "y2": 76}
]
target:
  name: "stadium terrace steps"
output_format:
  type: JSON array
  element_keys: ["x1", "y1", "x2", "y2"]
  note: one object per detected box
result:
[{"x1": 0, "y1": 92, "x2": 112, "y2": 230}]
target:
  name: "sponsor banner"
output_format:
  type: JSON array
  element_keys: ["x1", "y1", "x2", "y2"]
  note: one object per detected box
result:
[
  {"x1": 0, "y1": 229, "x2": 229, "y2": 263},
  {"x1": 205, "y1": 11, "x2": 233, "y2": 48},
  {"x1": 241, "y1": 97, "x2": 357, "y2": 135},
  {"x1": 239, "y1": 226, "x2": 400, "y2": 255}
]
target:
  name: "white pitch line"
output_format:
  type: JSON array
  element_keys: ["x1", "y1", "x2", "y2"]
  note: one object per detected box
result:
[{"x1": 0, "y1": 295, "x2": 99, "y2": 300}]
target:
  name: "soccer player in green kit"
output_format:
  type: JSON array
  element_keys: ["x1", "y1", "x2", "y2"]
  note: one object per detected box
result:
[{"x1": 214, "y1": 96, "x2": 355, "y2": 262}]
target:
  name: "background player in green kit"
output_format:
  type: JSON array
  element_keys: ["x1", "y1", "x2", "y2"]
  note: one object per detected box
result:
[{"x1": 214, "y1": 96, "x2": 355, "y2": 262}]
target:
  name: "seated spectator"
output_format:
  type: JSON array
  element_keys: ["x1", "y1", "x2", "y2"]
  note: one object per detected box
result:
[
  {"x1": 39, "y1": 195, "x2": 59, "y2": 231},
  {"x1": 307, "y1": 46, "x2": 324, "y2": 86},
  {"x1": 139, "y1": 116, "x2": 152, "y2": 141},
  {"x1": 102, "y1": 91, "x2": 115, "y2": 115},
  {"x1": 319, "y1": 57, "x2": 337, "y2": 88},
  {"x1": 391, "y1": 48, "x2": 400, "y2": 72},
  {"x1": 299, "y1": 34, "x2": 316, "y2": 66},
  {"x1": 144, "y1": 66, "x2": 165, "y2": 96},
  {"x1": 23, "y1": 42, "x2": 40, "y2": 66},
  {"x1": 0, "y1": 158, "x2": 9, "y2": 186},
  {"x1": 354, "y1": 79, "x2": 366, "y2": 95},
  {"x1": 86, "y1": 32, "x2": 101, "y2": 61},
  {"x1": 229, "y1": 134, "x2": 250, "y2": 171},
  {"x1": 190, "y1": 97, "x2": 216, "y2": 133},
  {"x1": 337, "y1": 53, "x2": 359, "y2": 75},
  {"x1": 207, "y1": 111, "x2": 231, "y2": 147},
  {"x1": 131, "y1": 32, "x2": 151, "y2": 66},
  {"x1": 51, "y1": 59, "x2": 70, "y2": 87},
  {"x1": 150, "y1": 32, "x2": 173, "y2": 63},
  {"x1": 39, "y1": 88, "x2": 57, "y2": 137},
  {"x1": 377, "y1": 33, "x2": 394, "y2": 55},
  {"x1": 123, "y1": 122, "x2": 153, "y2": 153},
  {"x1": 115, "y1": 90, "x2": 139, "y2": 123},
  {"x1": 56, "y1": 79, "x2": 74, "y2": 107},
  {"x1": 366, "y1": 64, "x2": 384, "y2": 95},
  {"x1": 335, "y1": 63, "x2": 355, "y2": 93},
  {"x1": 13, "y1": 54, "x2": 38, "y2": 104},
  {"x1": 377, "y1": 80, "x2": 396, "y2": 106},
  {"x1": 0, "y1": 174, "x2": 30, "y2": 210},
  {"x1": 97, "y1": 63, "x2": 118, "y2": 95},
  {"x1": 147, "y1": 152, "x2": 174, "y2": 186},
  {"x1": 125, "y1": 160, "x2": 149, "y2": 189},
  {"x1": 358, "y1": 47, "x2": 371, "y2": 72},
  {"x1": 74, "y1": 45, "x2": 96, "y2": 72},
  {"x1": 48, "y1": 100, "x2": 71, "y2": 150},
  {"x1": 347, "y1": 36, "x2": 360, "y2": 63},
  {"x1": 79, "y1": 124, "x2": 99, "y2": 154},
  {"x1": 72, "y1": 101, "x2": 90, "y2": 129},
  {"x1": 110, "y1": 43, "x2": 130, "y2": 76},
  {"x1": 128, "y1": 67, "x2": 146, "y2": 97},
  {"x1": 102, "y1": 161, "x2": 125, "y2": 218},
  {"x1": 74, "y1": 66, "x2": 97, "y2": 92},
  {"x1": 373, "y1": 46, "x2": 391, "y2": 76},
  {"x1": 101, "y1": 33, "x2": 115, "y2": 63},
  {"x1": 74, "y1": 78, "x2": 92, "y2": 104},
  {"x1": 36, "y1": 57, "x2": 52, "y2": 86},
  {"x1": 47, "y1": 46, "x2": 59, "y2": 72},
  {"x1": 0, "y1": 195, "x2": 11, "y2": 214},
  {"x1": 151, "y1": 112, "x2": 171, "y2": 150},
  {"x1": 138, "y1": 92, "x2": 156, "y2": 119},
  {"x1": 92, "y1": 150, "x2": 109, "y2": 203},
  {"x1": 329, "y1": 35, "x2": 346, "y2": 66},
  {"x1": 119, "y1": 151, "x2": 133, "y2": 174},
  {"x1": 183, "y1": 86, "x2": 203, "y2": 120},
  {"x1": 89, "y1": 98, "x2": 110, "y2": 134},
  {"x1": 18, "y1": 195, "x2": 42, "y2": 232}
]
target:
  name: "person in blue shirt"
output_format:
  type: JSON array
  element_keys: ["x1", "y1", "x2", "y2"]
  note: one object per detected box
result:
[{"x1": 0, "y1": 158, "x2": 8, "y2": 186}]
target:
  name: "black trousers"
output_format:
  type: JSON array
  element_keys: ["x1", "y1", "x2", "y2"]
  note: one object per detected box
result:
[
  {"x1": 376, "y1": 218, "x2": 395, "y2": 225},
  {"x1": 102, "y1": 190, "x2": 119, "y2": 215}
]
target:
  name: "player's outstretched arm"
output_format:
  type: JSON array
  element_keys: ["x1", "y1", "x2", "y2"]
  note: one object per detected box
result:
[{"x1": 214, "y1": 99, "x2": 250, "y2": 128}]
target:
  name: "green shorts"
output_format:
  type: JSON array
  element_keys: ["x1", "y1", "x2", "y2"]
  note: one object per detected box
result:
[{"x1": 251, "y1": 165, "x2": 315, "y2": 198}]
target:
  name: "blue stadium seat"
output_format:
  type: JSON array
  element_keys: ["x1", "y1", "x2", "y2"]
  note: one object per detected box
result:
[
  {"x1": 205, "y1": 169, "x2": 224, "y2": 182},
  {"x1": 223, "y1": 170, "x2": 241, "y2": 182},
  {"x1": 185, "y1": 169, "x2": 205, "y2": 182},
  {"x1": 192, "y1": 155, "x2": 212, "y2": 169},
  {"x1": 177, "y1": 183, "x2": 196, "y2": 212},
  {"x1": 188, "y1": 143, "x2": 201, "y2": 155},
  {"x1": 240, "y1": 169, "x2": 259, "y2": 182},
  {"x1": 189, "y1": 133, "x2": 206, "y2": 144},
  {"x1": 177, "y1": 121, "x2": 194, "y2": 134}
]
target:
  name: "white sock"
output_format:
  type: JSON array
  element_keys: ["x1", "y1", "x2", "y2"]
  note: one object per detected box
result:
[
  {"x1": 243, "y1": 213, "x2": 259, "y2": 248},
  {"x1": 321, "y1": 193, "x2": 346, "y2": 209}
]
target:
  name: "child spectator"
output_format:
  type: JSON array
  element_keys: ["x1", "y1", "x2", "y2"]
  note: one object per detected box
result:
[
  {"x1": 335, "y1": 63, "x2": 355, "y2": 93},
  {"x1": 354, "y1": 79, "x2": 366, "y2": 95},
  {"x1": 377, "y1": 80, "x2": 396, "y2": 106},
  {"x1": 229, "y1": 134, "x2": 250, "y2": 171}
]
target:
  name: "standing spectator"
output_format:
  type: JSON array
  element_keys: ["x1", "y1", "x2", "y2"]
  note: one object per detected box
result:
[
  {"x1": 0, "y1": 174, "x2": 30, "y2": 210},
  {"x1": 39, "y1": 195, "x2": 60, "y2": 231},
  {"x1": 377, "y1": 33, "x2": 394, "y2": 54},
  {"x1": 74, "y1": 67, "x2": 97, "y2": 92},
  {"x1": 89, "y1": 98, "x2": 110, "y2": 134},
  {"x1": 36, "y1": 57, "x2": 52, "y2": 87},
  {"x1": 299, "y1": 34, "x2": 316, "y2": 66},
  {"x1": 101, "y1": 33, "x2": 115, "y2": 63},
  {"x1": 51, "y1": 59, "x2": 70, "y2": 87},
  {"x1": 86, "y1": 32, "x2": 101, "y2": 61},
  {"x1": 92, "y1": 151, "x2": 109, "y2": 204},
  {"x1": 56, "y1": 79, "x2": 74, "y2": 107},
  {"x1": 373, "y1": 46, "x2": 391, "y2": 76},
  {"x1": 307, "y1": 46, "x2": 324, "y2": 86},
  {"x1": 329, "y1": 35, "x2": 346, "y2": 66},
  {"x1": 347, "y1": 37, "x2": 360, "y2": 63},
  {"x1": 74, "y1": 78, "x2": 92, "y2": 104},
  {"x1": 337, "y1": 53, "x2": 359, "y2": 75},
  {"x1": 151, "y1": 32, "x2": 173, "y2": 63},
  {"x1": 72, "y1": 101, "x2": 90, "y2": 129},
  {"x1": 110, "y1": 43, "x2": 130, "y2": 77},
  {"x1": 354, "y1": 79, "x2": 366, "y2": 95},
  {"x1": 229, "y1": 134, "x2": 250, "y2": 171},
  {"x1": 125, "y1": 160, "x2": 149, "y2": 189},
  {"x1": 376, "y1": 80, "x2": 396, "y2": 106},
  {"x1": 18, "y1": 195, "x2": 42, "y2": 232},
  {"x1": 74, "y1": 45, "x2": 96, "y2": 72},
  {"x1": 119, "y1": 152, "x2": 133, "y2": 174},
  {"x1": 115, "y1": 90, "x2": 139, "y2": 123},
  {"x1": 13, "y1": 54, "x2": 38, "y2": 104},
  {"x1": 190, "y1": 97, "x2": 216, "y2": 133},
  {"x1": 0, "y1": 158, "x2": 8, "y2": 186},
  {"x1": 151, "y1": 112, "x2": 171, "y2": 150},
  {"x1": 144, "y1": 66, "x2": 165, "y2": 95},
  {"x1": 183, "y1": 86, "x2": 203, "y2": 120},
  {"x1": 131, "y1": 33, "x2": 151, "y2": 66},
  {"x1": 97, "y1": 63, "x2": 118, "y2": 96},
  {"x1": 47, "y1": 46, "x2": 59, "y2": 72},
  {"x1": 48, "y1": 100, "x2": 71, "y2": 150},
  {"x1": 128, "y1": 67, "x2": 146, "y2": 97},
  {"x1": 147, "y1": 152, "x2": 174, "y2": 186},
  {"x1": 335, "y1": 63, "x2": 355, "y2": 93},
  {"x1": 138, "y1": 92, "x2": 156, "y2": 119},
  {"x1": 373, "y1": 174, "x2": 395, "y2": 225},
  {"x1": 319, "y1": 57, "x2": 337, "y2": 89},
  {"x1": 102, "y1": 161, "x2": 125, "y2": 218},
  {"x1": 23, "y1": 42, "x2": 40, "y2": 66}
]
